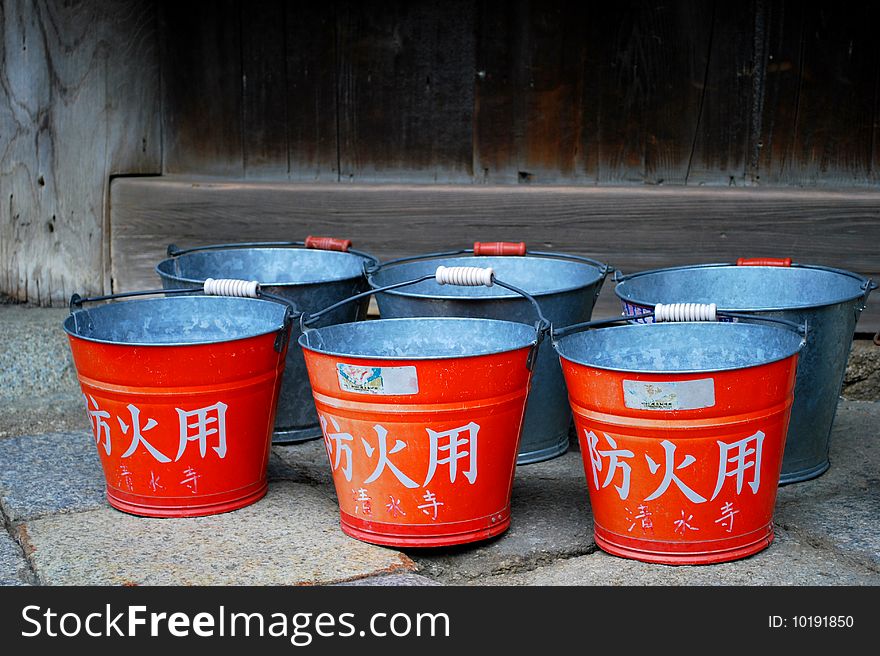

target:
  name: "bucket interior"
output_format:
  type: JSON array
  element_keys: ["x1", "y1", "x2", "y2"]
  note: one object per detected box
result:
[
  {"x1": 63, "y1": 296, "x2": 287, "y2": 346},
  {"x1": 370, "y1": 255, "x2": 603, "y2": 299},
  {"x1": 555, "y1": 322, "x2": 802, "y2": 373},
  {"x1": 300, "y1": 317, "x2": 537, "y2": 359},
  {"x1": 157, "y1": 248, "x2": 368, "y2": 286},
  {"x1": 617, "y1": 265, "x2": 865, "y2": 311}
]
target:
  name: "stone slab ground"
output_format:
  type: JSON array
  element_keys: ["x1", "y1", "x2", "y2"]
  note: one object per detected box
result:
[{"x1": 0, "y1": 305, "x2": 878, "y2": 586}]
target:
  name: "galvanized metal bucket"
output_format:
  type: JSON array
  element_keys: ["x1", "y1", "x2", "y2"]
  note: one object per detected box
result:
[
  {"x1": 63, "y1": 281, "x2": 293, "y2": 517},
  {"x1": 156, "y1": 238, "x2": 377, "y2": 444},
  {"x1": 299, "y1": 265, "x2": 548, "y2": 547},
  {"x1": 615, "y1": 260, "x2": 876, "y2": 484},
  {"x1": 553, "y1": 306, "x2": 805, "y2": 564},
  {"x1": 367, "y1": 242, "x2": 610, "y2": 464}
]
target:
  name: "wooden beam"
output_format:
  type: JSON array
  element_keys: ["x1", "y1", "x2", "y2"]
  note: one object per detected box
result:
[
  {"x1": 0, "y1": 0, "x2": 161, "y2": 305},
  {"x1": 159, "y1": 2, "x2": 243, "y2": 177},
  {"x1": 110, "y1": 178, "x2": 880, "y2": 330}
]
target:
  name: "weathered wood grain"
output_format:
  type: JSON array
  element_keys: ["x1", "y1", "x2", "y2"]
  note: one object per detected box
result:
[
  {"x1": 756, "y1": 1, "x2": 880, "y2": 186},
  {"x1": 150, "y1": 0, "x2": 880, "y2": 188},
  {"x1": 240, "y1": 0, "x2": 288, "y2": 179},
  {"x1": 284, "y1": 2, "x2": 338, "y2": 181},
  {"x1": 473, "y1": 0, "x2": 594, "y2": 184},
  {"x1": 0, "y1": 0, "x2": 161, "y2": 304},
  {"x1": 159, "y1": 1, "x2": 243, "y2": 176},
  {"x1": 685, "y1": 0, "x2": 758, "y2": 185},
  {"x1": 335, "y1": 0, "x2": 475, "y2": 182},
  {"x1": 110, "y1": 178, "x2": 880, "y2": 330},
  {"x1": 639, "y1": 0, "x2": 713, "y2": 186},
  {"x1": 587, "y1": 4, "x2": 638, "y2": 184}
]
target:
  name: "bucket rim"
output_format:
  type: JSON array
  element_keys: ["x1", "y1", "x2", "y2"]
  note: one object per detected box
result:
[
  {"x1": 155, "y1": 247, "x2": 372, "y2": 288},
  {"x1": 63, "y1": 295, "x2": 288, "y2": 347},
  {"x1": 553, "y1": 321, "x2": 803, "y2": 374},
  {"x1": 614, "y1": 262, "x2": 870, "y2": 312},
  {"x1": 367, "y1": 254, "x2": 605, "y2": 300},
  {"x1": 298, "y1": 316, "x2": 537, "y2": 361}
]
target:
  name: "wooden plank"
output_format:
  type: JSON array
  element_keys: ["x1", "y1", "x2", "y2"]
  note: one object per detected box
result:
[
  {"x1": 284, "y1": 2, "x2": 339, "y2": 181},
  {"x1": 590, "y1": 2, "x2": 647, "y2": 184},
  {"x1": 240, "y1": 0, "x2": 289, "y2": 178},
  {"x1": 110, "y1": 179, "x2": 880, "y2": 330},
  {"x1": 685, "y1": 0, "x2": 757, "y2": 185},
  {"x1": 590, "y1": 1, "x2": 716, "y2": 185},
  {"x1": 335, "y1": 0, "x2": 475, "y2": 182},
  {"x1": 473, "y1": 0, "x2": 594, "y2": 184},
  {"x1": 574, "y1": 1, "x2": 715, "y2": 184},
  {"x1": 159, "y1": 1, "x2": 244, "y2": 176},
  {"x1": 756, "y1": 1, "x2": 880, "y2": 186},
  {"x1": 0, "y1": 0, "x2": 161, "y2": 305},
  {"x1": 640, "y1": 0, "x2": 714, "y2": 185}
]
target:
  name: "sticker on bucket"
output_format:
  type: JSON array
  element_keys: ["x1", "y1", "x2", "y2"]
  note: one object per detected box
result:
[
  {"x1": 623, "y1": 378, "x2": 715, "y2": 411},
  {"x1": 337, "y1": 364, "x2": 419, "y2": 395}
]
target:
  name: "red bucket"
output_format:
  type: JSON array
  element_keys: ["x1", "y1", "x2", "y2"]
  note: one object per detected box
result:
[
  {"x1": 63, "y1": 292, "x2": 290, "y2": 517},
  {"x1": 298, "y1": 265, "x2": 547, "y2": 547},
  {"x1": 554, "y1": 316, "x2": 803, "y2": 564},
  {"x1": 300, "y1": 317, "x2": 537, "y2": 547}
]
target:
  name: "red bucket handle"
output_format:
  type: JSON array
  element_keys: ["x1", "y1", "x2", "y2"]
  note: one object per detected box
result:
[
  {"x1": 736, "y1": 257, "x2": 792, "y2": 267},
  {"x1": 305, "y1": 236, "x2": 352, "y2": 252},
  {"x1": 473, "y1": 241, "x2": 527, "y2": 256}
]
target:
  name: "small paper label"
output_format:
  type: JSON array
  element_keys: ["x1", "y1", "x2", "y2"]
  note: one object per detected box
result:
[
  {"x1": 623, "y1": 378, "x2": 715, "y2": 411},
  {"x1": 337, "y1": 364, "x2": 419, "y2": 395}
]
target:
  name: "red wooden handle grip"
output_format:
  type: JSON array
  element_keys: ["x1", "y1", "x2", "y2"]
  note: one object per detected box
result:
[
  {"x1": 736, "y1": 257, "x2": 792, "y2": 267},
  {"x1": 473, "y1": 241, "x2": 527, "y2": 256},
  {"x1": 305, "y1": 236, "x2": 352, "y2": 252}
]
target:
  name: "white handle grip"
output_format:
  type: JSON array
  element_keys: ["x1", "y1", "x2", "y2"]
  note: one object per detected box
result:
[
  {"x1": 654, "y1": 302, "x2": 717, "y2": 322},
  {"x1": 203, "y1": 278, "x2": 261, "y2": 298},
  {"x1": 435, "y1": 266, "x2": 494, "y2": 287}
]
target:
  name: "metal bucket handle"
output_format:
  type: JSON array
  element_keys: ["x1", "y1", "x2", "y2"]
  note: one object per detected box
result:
[
  {"x1": 366, "y1": 242, "x2": 612, "y2": 278},
  {"x1": 68, "y1": 278, "x2": 297, "y2": 353},
  {"x1": 858, "y1": 277, "x2": 877, "y2": 315},
  {"x1": 301, "y1": 266, "x2": 551, "y2": 370},
  {"x1": 165, "y1": 238, "x2": 380, "y2": 270},
  {"x1": 553, "y1": 302, "x2": 807, "y2": 344}
]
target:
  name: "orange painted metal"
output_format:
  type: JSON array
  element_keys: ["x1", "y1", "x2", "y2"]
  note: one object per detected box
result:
[
  {"x1": 301, "y1": 347, "x2": 533, "y2": 547},
  {"x1": 305, "y1": 235, "x2": 353, "y2": 252},
  {"x1": 67, "y1": 332, "x2": 286, "y2": 517},
  {"x1": 736, "y1": 257, "x2": 792, "y2": 267},
  {"x1": 560, "y1": 356, "x2": 798, "y2": 564},
  {"x1": 472, "y1": 241, "x2": 527, "y2": 256}
]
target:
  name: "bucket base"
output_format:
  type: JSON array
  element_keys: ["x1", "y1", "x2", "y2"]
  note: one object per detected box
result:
[
  {"x1": 272, "y1": 424, "x2": 322, "y2": 445},
  {"x1": 106, "y1": 482, "x2": 268, "y2": 518},
  {"x1": 594, "y1": 523, "x2": 775, "y2": 565},
  {"x1": 338, "y1": 508, "x2": 511, "y2": 548},
  {"x1": 778, "y1": 459, "x2": 830, "y2": 486},
  {"x1": 516, "y1": 434, "x2": 569, "y2": 465}
]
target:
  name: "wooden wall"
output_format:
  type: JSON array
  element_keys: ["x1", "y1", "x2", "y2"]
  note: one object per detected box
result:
[
  {"x1": 161, "y1": 0, "x2": 880, "y2": 186},
  {"x1": 0, "y1": 0, "x2": 161, "y2": 304},
  {"x1": 3, "y1": 0, "x2": 880, "y2": 307}
]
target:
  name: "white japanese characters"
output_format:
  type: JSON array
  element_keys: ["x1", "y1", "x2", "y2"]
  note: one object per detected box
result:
[
  {"x1": 712, "y1": 431, "x2": 764, "y2": 500},
  {"x1": 84, "y1": 394, "x2": 111, "y2": 456},
  {"x1": 176, "y1": 402, "x2": 228, "y2": 460},
  {"x1": 363, "y1": 425, "x2": 419, "y2": 488},
  {"x1": 424, "y1": 423, "x2": 478, "y2": 486},
  {"x1": 321, "y1": 414, "x2": 482, "y2": 522},
  {"x1": 644, "y1": 440, "x2": 706, "y2": 504},
  {"x1": 585, "y1": 428, "x2": 768, "y2": 537},
  {"x1": 587, "y1": 431, "x2": 633, "y2": 500},
  {"x1": 320, "y1": 416, "x2": 354, "y2": 482},
  {"x1": 81, "y1": 398, "x2": 231, "y2": 464}
]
